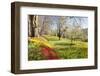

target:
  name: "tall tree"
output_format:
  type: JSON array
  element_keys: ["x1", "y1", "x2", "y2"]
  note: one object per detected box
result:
[
  {"x1": 57, "y1": 16, "x2": 66, "y2": 40},
  {"x1": 28, "y1": 15, "x2": 39, "y2": 37},
  {"x1": 39, "y1": 16, "x2": 53, "y2": 35}
]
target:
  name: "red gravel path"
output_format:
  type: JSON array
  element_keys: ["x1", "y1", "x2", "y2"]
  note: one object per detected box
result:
[{"x1": 41, "y1": 47, "x2": 59, "y2": 60}]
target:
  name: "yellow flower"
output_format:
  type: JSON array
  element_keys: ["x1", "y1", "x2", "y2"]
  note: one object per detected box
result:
[{"x1": 29, "y1": 37, "x2": 53, "y2": 48}]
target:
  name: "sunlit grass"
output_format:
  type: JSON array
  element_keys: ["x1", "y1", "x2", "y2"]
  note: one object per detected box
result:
[
  {"x1": 28, "y1": 35, "x2": 88, "y2": 60},
  {"x1": 45, "y1": 35, "x2": 88, "y2": 59}
]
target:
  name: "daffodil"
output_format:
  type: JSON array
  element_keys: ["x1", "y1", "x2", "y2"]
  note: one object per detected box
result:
[{"x1": 29, "y1": 37, "x2": 53, "y2": 48}]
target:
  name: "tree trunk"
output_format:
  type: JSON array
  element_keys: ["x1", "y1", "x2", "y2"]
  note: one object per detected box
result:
[
  {"x1": 28, "y1": 15, "x2": 39, "y2": 37},
  {"x1": 30, "y1": 15, "x2": 35, "y2": 37},
  {"x1": 58, "y1": 24, "x2": 61, "y2": 40}
]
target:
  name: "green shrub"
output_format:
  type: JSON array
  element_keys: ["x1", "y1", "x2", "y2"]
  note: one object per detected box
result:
[{"x1": 28, "y1": 43, "x2": 45, "y2": 60}]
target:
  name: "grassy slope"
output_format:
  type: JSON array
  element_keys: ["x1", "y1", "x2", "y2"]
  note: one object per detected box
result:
[
  {"x1": 28, "y1": 35, "x2": 88, "y2": 60},
  {"x1": 44, "y1": 35, "x2": 88, "y2": 59}
]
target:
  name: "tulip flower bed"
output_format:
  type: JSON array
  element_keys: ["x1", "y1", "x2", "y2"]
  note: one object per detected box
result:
[{"x1": 28, "y1": 35, "x2": 88, "y2": 61}]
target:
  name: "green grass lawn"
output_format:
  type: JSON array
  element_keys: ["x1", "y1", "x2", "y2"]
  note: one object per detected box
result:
[
  {"x1": 44, "y1": 35, "x2": 88, "y2": 59},
  {"x1": 28, "y1": 35, "x2": 88, "y2": 60}
]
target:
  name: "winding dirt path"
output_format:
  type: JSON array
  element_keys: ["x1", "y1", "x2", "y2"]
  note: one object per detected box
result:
[{"x1": 41, "y1": 47, "x2": 59, "y2": 60}]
